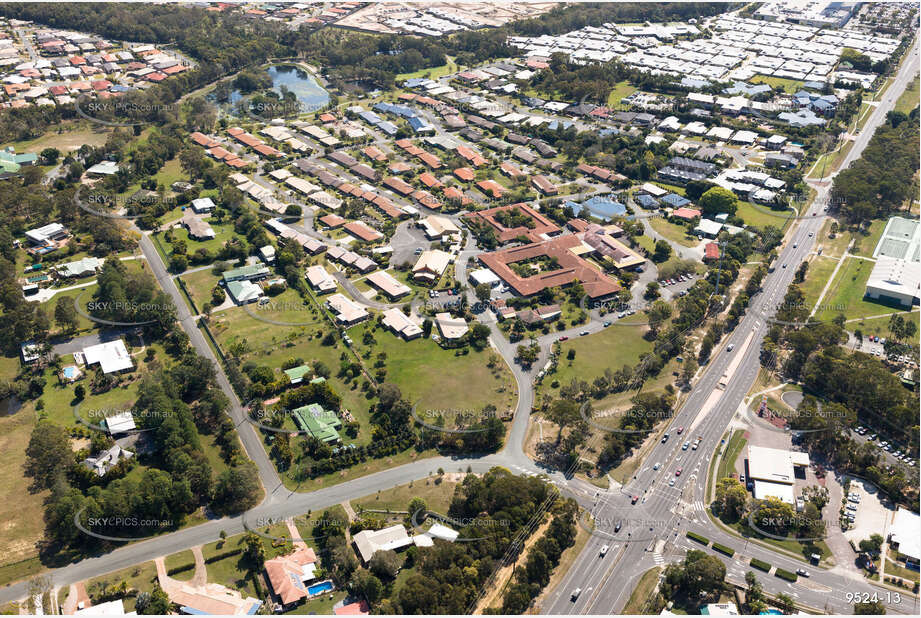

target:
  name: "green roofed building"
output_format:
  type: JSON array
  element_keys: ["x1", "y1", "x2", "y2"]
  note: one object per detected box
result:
[
  {"x1": 309, "y1": 376, "x2": 327, "y2": 385},
  {"x1": 284, "y1": 364, "x2": 312, "y2": 385},
  {"x1": 222, "y1": 263, "x2": 270, "y2": 283},
  {"x1": 0, "y1": 148, "x2": 38, "y2": 175},
  {"x1": 293, "y1": 403, "x2": 342, "y2": 443}
]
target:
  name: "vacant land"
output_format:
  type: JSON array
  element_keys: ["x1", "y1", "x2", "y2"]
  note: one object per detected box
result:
[
  {"x1": 1, "y1": 123, "x2": 111, "y2": 154},
  {"x1": 799, "y1": 255, "x2": 839, "y2": 309},
  {"x1": 622, "y1": 567, "x2": 662, "y2": 614},
  {"x1": 352, "y1": 476, "x2": 459, "y2": 516},
  {"x1": 606, "y1": 80, "x2": 637, "y2": 108},
  {"x1": 751, "y1": 74, "x2": 803, "y2": 94},
  {"x1": 650, "y1": 217, "x2": 699, "y2": 247},
  {"x1": 816, "y1": 257, "x2": 898, "y2": 321},
  {"x1": 894, "y1": 75, "x2": 920, "y2": 115},
  {"x1": 736, "y1": 200, "x2": 792, "y2": 230},
  {"x1": 396, "y1": 56, "x2": 458, "y2": 81}
]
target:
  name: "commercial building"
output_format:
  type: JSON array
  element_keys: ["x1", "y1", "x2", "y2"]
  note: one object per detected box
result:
[
  {"x1": 747, "y1": 445, "x2": 810, "y2": 505},
  {"x1": 888, "y1": 508, "x2": 920, "y2": 564},
  {"x1": 462, "y1": 203, "x2": 559, "y2": 244},
  {"x1": 420, "y1": 215, "x2": 460, "y2": 240},
  {"x1": 865, "y1": 257, "x2": 920, "y2": 307}
]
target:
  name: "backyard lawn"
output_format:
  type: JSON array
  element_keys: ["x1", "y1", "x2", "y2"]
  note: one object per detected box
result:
[{"x1": 85, "y1": 561, "x2": 159, "y2": 613}]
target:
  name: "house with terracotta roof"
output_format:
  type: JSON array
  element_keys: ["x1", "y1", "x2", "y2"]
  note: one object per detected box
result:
[
  {"x1": 477, "y1": 234, "x2": 621, "y2": 300},
  {"x1": 453, "y1": 167, "x2": 475, "y2": 182},
  {"x1": 703, "y1": 242, "x2": 720, "y2": 261},
  {"x1": 463, "y1": 203, "x2": 559, "y2": 244},
  {"x1": 383, "y1": 176, "x2": 414, "y2": 196},
  {"x1": 476, "y1": 179, "x2": 505, "y2": 199},
  {"x1": 419, "y1": 172, "x2": 442, "y2": 189},
  {"x1": 530, "y1": 174, "x2": 558, "y2": 196},
  {"x1": 343, "y1": 221, "x2": 383, "y2": 243},
  {"x1": 671, "y1": 207, "x2": 702, "y2": 222},
  {"x1": 499, "y1": 162, "x2": 524, "y2": 178},
  {"x1": 443, "y1": 186, "x2": 472, "y2": 208},
  {"x1": 264, "y1": 547, "x2": 320, "y2": 609}
]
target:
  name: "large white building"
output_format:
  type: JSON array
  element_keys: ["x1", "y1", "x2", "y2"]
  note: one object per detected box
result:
[
  {"x1": 748, "y1": 445, "x2": 810, "y2": 505},
  {"x1": 865, "y1": 217, "x2": 921, "y2": 307},
  {"x1": 888, "y1": 508, "x2": 920, "y2": 564}
]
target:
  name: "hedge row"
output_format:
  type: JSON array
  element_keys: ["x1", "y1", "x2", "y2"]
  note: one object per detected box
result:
[
  {"x1": 775, "y1": 568, "x2": 798, "y2": 582},
  {"x1": 686, "y1": 531, "x2": 709, "y2": 545},
  {"x1": 712, "y1": 543, "x2": 735, "y2": 557},
  {"x1": 750, "y1": 558, "x2": 772, "y2": 572},
  {"x1": 167, "y1": 563, "x2": 195, "y2": 576},
  {"x1": 204, "y1": 548, "x2": 243, "y2": 564}
]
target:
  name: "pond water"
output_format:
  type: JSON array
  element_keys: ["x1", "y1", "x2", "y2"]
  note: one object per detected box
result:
[{"x1": 228, "y1": 65, "x2": 329, "y2": 112}]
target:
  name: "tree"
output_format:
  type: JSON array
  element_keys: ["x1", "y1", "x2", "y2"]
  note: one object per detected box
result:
[
  {"x1": 422, "y1": 318, "x2": 433, "y2": 338},
  {"x1": 285, "y1": 204, "x2": 302, "y2": 216},
  {"x1": 644, "y1": 281, "x2": 660, "y2": 300},
  {"x1": 40, "y1": 147, "x2": 60, "y2": 165},
  {"x1": 408, "y1": 497, "x2": 427, "y2": 518},
  {"x1": 212, "y1": 464, "x2": 261, "y2": 514},
  {"x1": 369, "y1": 549, "x2": 402, "y2": 579},
  {"x1": 169, "y1": 253, "x2": 188, "y2": 273},
  {"x1": 351, "y1": 570, "x2": 384, "y2": 604},
  {"x1": 470, "y1": 323, "x2": 491, "y2": 350},
  {"x1": 714, "y1": 477, "x2": 748, "y2": 521},
  {"x1": 854, "y1": 601, "x2": 886, "y2": 614},
  {"x1": 652, "y1": 239, "x2": 672, "y2": 263},
  {"x1": 647, "y1": 300, "x2": 673, "y2": 337},
  {"x1": 243, "y1": 531, "x2": 266, "y2": 568},
  {"x1": 775, "y1": 593, "x2": 795, "y2": 614},
  {"x1": 858, "y1": 533, "x2": 884, "y2": 555},
  {"x1": 24, "y1": 420, "x2": 72, "y2": 491},
  {"x1": 54, "y1": 296, "x2": 78, "y2": 334},
  {"x1": 699, "y1": 186, "x2": 738, "y2": 216},
  {"x1": 74, "y1": 384, "x2": 86, "y2": 400},
  {"x1": 474, "y1": 282, "x2": 492, "y2": 303},
  {"x1": 546, "y1": 399, "x2": 580, "y2": 443},
  {"x1": 136, "y1": 584, "x2": 171, "y2": 615}
]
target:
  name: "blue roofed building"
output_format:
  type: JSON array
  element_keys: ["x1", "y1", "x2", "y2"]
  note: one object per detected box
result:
[
  {"x1": 408, "y1": 116, "x2": 434, "y2": 134},
  {"x1": 376, "y1": 121, "x2": 398, "y2": 136},
  {"x1": 661, "y1": 193, "x2": 691, "y2": 208},
  {"x1": 567, "y1": 195, "x2": 627, "y2": 221},
  {"x1": 635, "y1": 193, "x2": 659, "y2": 209}
]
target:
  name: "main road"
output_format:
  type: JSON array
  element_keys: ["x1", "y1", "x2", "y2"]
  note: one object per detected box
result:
[{"x1": 543, "y1": 34, "x2": 920, "y2": 617}]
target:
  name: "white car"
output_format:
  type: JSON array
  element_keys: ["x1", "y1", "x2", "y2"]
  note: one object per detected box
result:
[
  {"x1": 600, "y1": 545, "x2": 609, "y2": 557},
  {"x1": 653, "y1": 462, "x2": 661, "y2": 470}
]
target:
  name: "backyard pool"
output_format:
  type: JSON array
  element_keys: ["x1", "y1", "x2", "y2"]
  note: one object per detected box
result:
[{"x1": 308, "y1": 580, "x2": 334, "y2": 596}]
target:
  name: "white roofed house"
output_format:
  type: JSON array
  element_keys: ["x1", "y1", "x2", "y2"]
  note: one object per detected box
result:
[
  {"x1": 435, "y1": 312, "x2": 468, "y2": 341},
  {"x1": 381, "y1": 308, "x2": 423, "y2": 340},
  {"x1": 326, "y1": 293, "x2": 369, "y2": 326},
  {"x1": 83, "y1": 444, "x2": 133, "y2": 477},
  {"x1": 366, "y1": 270, "x2": 411, "y2": 300},
  {"x1": 81, "y1": 339, "x2": 133, "y2": 374},
  {"x1": 104, "y1": 411, "x2": 137, "y2": 435},
  {"x1": 412, "y1": 249, "x2": 451, "y2": 283},
  {"x1": 25, "y1": 222, "x2": 68, "y2": 246},
  {"x1": 352, "y1": 524, "x2": 414, "y2": 564},
  {"x1": 190, "y1": 197, "x2": 216, "y2": 213},
  {"x1": 305, "y1": 265, "x2": 337, "y2": 294}
]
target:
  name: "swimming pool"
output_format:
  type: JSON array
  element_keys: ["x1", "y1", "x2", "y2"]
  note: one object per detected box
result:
[
  {"x1": 308, "y1": 580, "x2": 333, "y2": 596},
  {"x1": 62, "y1": 366, "x2": 79, "y2": 380}
]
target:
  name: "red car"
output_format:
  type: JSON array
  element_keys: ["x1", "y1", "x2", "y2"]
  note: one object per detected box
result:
[
  {"x1": 675, "y1": 468, "x2": 683, "y2": 476},
  {"x1": 559, "y1": 336, "x2": 569, "y2": 342},
  {"x1": 631, "y1": 495, "x2": 639, "y2": 504},
  {"x1": 677, "y1": 426, "x2": 684, "y2": 434}
]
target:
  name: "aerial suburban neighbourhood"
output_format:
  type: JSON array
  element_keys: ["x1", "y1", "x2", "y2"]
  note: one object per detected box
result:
[{"x1": 0, "y1": 1, "x2": 918, "y2": 616}]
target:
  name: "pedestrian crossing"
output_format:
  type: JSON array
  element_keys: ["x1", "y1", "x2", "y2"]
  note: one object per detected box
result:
[{"x1": 653, "y1": 552, "x2": 665, "y2": 566}]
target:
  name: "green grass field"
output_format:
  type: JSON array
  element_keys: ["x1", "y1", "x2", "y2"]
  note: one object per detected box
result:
[
  {"x1": 396, "y1": 56, "x2": 458, "y2": 82},
  {"x1": 164, "y1": 549, "x2": 196, "y2": 581},
  {"x1": 799, "y1": 255, "x2": 839, "y2": 310},
  {"x1": 807, "y1": 141, "x2": 854, "y2": 180},
  {"x1": 816, "y1": 257, "x2": 898, "y2": 321},
  {"x1": 850, "y1": 219, "x2": 886, "y2": 258},
  {"x1": 622, "y1": 567, "x2": 662, "y2": 614},
  {"x1": 894, "y1": 75, "x2": 920, "y2": 115},
  {"x1": 606, "y1": 81, "x2": 637, "y2": 109},
  {"x1": 179, "y1": 267, "x2": 223, "y2": 313},
  {"x1": 649, "y1": 217, "x2": 699, "y2": 247},
  {"x1": 847, "y1": 311, "x2": 921, "y2": 338},
  {"x1": 85, "y1": 561, "x2": 159, "y2": 613},
  {"x1": 736, "y1": 201, "x2": 794, "y2": 230},
  {"x1": 751, "y1": 74, "x2": 804, "y2": 94},
  {"x1": 352, "y1": 476, "x2": 459, "y2": 516},
  {"x1": 716, "y1": 429, "x2": 747, "y2": 482}
]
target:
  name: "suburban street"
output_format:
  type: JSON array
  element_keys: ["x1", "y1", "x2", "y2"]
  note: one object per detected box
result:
[{"x1": 542, "y1": 34, "x2": 920, "y2": 617}]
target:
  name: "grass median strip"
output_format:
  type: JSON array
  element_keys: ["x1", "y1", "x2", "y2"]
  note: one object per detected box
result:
[
  {"x1": 750, "y1": 558, "x2": 772, "y2": 572},
  {"x1": 775, "y1": 568, "x2": 798, "y2": 582},
  {"x1": 687, "y1": 531, "x2": 709, "y2": 545},
  {"x1": 712, "y1": 542, "x2": 735, "y2": 557}
]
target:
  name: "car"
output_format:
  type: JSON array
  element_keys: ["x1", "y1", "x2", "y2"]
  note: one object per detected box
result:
[
  {"x1": 558, "y1": 336, "x2": 568, "y2": 342},
  {"x1": 414, "y1": 247, "x2": 423, "y2": 255},
  {"x1": 739, "y1": 474, "x2": 745, "y2": 484},
  {"x1": 662, "y1": 433, "x2": 670, "y2": 443},
  {"x1": 631, "y1": 495, "x2": 639, "y2": 504},
  {"x1": 796, "y1": 569, "x2": 811, "y2": 577},
  {"x1": 683, "y1": 441, "x2": 690, "y2": 450},
  {"x1": 809, "y1": 232, "x2": 814, "y2": 237},
  {"x1": 675, "y1": 468, "x2": 682, "y2": 476},
  {"x1": 727, "y1": 344, "x2": 734, "y2": 352},
  {"x1": 846, "y1": 505, "x2": 858, "y2": 512},
  {"x1": 614, "y1": 521, "x2": 622, "y2": 532},
  {"x1": 669, "y1": 478, "x2": 676, "y2": 486},
  {"x1": 793, "y1": 243, "x2": 798, "y2": 248},
  {"x1": 600, "y1": 545, "x2": 609, "y2": 557},
  {"x1": 653, "y1": 462, "x2": 661, "y2": 470},
  {"x1": 580, "y1": 330, "x2": 590, "y2": 336},
  {"x1": 603, "y1": 321, "x2": 612, "y2": 327},
  {"x1": 782, "y1": 263, "x2": 787, "y2": 268},
  {"x1": 677, "y1": 426, "x2": 684, "y2": 434},
  {"x1": 571, "y1": 588, "x2": 582, "y2": 601},
  {"x1": 870, "y1": 434, "x2": 878, "y2": 440}
]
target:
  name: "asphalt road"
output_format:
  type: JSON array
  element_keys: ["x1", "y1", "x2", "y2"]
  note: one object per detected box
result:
[{"x1": 543, "y1": 35, "x2": 921, "y2": 617}]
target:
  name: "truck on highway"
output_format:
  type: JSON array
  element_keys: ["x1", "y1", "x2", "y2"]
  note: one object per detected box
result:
[
  {"x1": 692, "y1": 436, "x2": 702, "y2": 450},
  {"x1": 717, "y1": 372, "x2": 729, "y2": 389}
]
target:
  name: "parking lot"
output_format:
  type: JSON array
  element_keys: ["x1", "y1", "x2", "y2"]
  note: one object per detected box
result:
[{"x1": 842, "y1": 478, "x2": 892, "y2": 549}]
